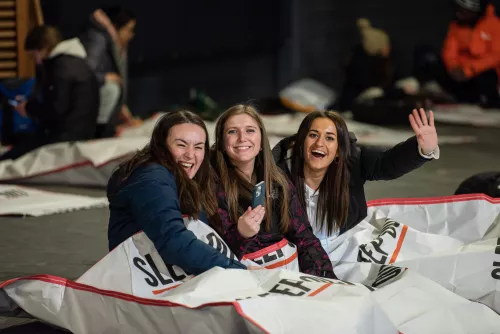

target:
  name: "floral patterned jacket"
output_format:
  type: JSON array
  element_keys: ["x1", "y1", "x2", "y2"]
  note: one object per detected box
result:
[{"x1": 216, "y1": 182, "x2": 336, "y2": 278}]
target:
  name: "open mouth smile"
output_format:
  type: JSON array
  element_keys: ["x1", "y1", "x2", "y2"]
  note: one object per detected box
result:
[{"x1": 311, "y1": 150, "x2": 326, "y2": 159}]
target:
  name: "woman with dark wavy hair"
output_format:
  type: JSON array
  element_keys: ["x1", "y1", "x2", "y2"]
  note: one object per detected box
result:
[
  {"x1": 107, "y1": 110, "x2": 246, "y2": 275},
  {"x1": 273, "y1": 108, "x2": 439, "y2": 253}
]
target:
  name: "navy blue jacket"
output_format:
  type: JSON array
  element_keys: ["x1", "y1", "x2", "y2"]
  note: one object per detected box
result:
[{"x1": 107, "y1": 163, "x2": 246, "y2": 275}]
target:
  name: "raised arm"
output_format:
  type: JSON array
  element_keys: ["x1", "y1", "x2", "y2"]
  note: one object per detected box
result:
[
  {"x1": 360, "y1": 108, "x2": 439, "y2": 181},
  {"x1": 216, "y1": 187, "x2": 260, "y2": 259}
]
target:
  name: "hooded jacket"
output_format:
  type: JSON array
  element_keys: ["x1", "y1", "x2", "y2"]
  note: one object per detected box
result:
[
  {"x1": 272, "y1": 133, "x2": 435, "y2": 237},
  {"x1": 442, "y1": 4, "x2": 500, "y2": 78},
  {"x1": 107, "y1": 163, "x2": 246, "y2": 275},
  {"x1": 26, "y1": 38, "x2": 99, "y2": 142}
]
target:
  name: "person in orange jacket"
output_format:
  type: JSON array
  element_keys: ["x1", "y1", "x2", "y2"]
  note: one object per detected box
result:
[{"x1": 441, "y1": 0, "x2": 500, "y2": 108}]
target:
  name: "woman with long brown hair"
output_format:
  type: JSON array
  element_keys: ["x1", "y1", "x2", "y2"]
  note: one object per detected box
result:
[
  {"x1": 272, "y1": 109, "x2": 439, "y2": 253},
  {"x1": 107, "y1": 110, "x2": 246, "y2": 275},
  {"x1": 211, "y1": 104, "x2": 335, "y2": 278}
]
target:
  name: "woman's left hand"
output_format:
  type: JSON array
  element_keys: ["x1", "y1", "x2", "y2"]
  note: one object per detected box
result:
[{"x1": 409, "y1": 108, "x2": 438, "y2": 155}]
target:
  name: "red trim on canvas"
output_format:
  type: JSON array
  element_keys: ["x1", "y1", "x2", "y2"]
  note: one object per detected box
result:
[
  {"x1": 265, "y1": 252, "x2": 298, "y2": 269},
  {"x1": 0, "y1": 153, "x2": 131, "y2": 182},
  {"x1": 389, "y1": 225, "x2": 408, "y2": 264},
  {"x1": 367, "y1": 193, "x2": 500, "y2": 207},
  {"x1": 0, "y1": 274, "x2": 270, "y2": 334},
  {"x1": 242, "y1": 239, "x2": 289, "y2": 260}
]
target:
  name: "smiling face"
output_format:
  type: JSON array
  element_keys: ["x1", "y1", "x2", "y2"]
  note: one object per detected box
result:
[
  {"x1": 223, "y1": 114, "x2": 262, "y2": 173},
  {"x1": 166, "y1": 123, "x2": 206, "y2": 179},
  {"x1": 303, "y1": 117, "x2": 338, "y2": 175}
]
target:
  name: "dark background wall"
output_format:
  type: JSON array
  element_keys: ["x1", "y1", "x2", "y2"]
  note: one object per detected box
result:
[
  {"x1": 296, "y1": 0, "x2": 453, "y2": 88},
  {"x1": 41, "y1": 0, "x2": 460, "y2": 116}
]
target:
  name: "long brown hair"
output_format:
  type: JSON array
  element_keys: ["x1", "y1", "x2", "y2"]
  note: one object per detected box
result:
[
  {"x1": 212, "y1": 104, "x2": 291, "y2": 233},
  {"x1": 291, "y1": 111, "x2": 352, "y2": 235},
  {"x1": 113, "y1": 110, "x2": 219, "y2": 227}
]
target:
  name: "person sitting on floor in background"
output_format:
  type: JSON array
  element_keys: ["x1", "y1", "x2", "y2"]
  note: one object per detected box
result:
[
  {"x1": 80, "y1": 6, "x2": 141, "y2": 138},
  {"x1": 333, "y1": 18, "x2": 419, "y2": 113},
  {"x1": 441, "y1": 0, "x2": 500, "y2": 108},
  {"x1": 272, "y1": 109, "x2": 439, "y2": 253},
  {"x1": 107, "y1": 110, "x2": 246, "y2": 275},
  {"x1": 211, "y1": 104, "x2": 336, "y2": 278},
  {"x1": 0, "y1": 26, "x2": 99, "y2": 161}
]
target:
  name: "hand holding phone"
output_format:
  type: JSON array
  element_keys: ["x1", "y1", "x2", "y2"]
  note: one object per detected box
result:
[{"x1": 238, "y1": 205, "x2": 265, "y2": 239}]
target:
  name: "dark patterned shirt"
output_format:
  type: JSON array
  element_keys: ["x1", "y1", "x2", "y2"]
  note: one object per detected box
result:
[{"x1": 216, "y1": 182, "x2": 336, "y2": 278}]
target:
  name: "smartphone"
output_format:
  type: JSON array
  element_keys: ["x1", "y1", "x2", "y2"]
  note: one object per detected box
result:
[
  {"x1": 251, "y1": 181, "x2": 265, "y2": 208},
  {"x1": 8, "y1": 99, "x2": 19, "y2": 107},
  {"x1": 8, "y1": 96, "x2": 25, "y2": 107}
]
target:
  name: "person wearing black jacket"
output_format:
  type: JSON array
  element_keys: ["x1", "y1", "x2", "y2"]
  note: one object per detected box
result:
[
  {"x1": 79, "y1": 7, "x2": 140, "y2": 138},
  {"x1": 0, "y1": 26, "x2": 99, "y2": 161},
  {"x1": 272, "y1": 108, "x2": 439, "y2": 254}
]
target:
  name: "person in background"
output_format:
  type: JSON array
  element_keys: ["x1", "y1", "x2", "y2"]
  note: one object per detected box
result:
[
  {"x1": 107, "y1": 110, "x2": 246, "y2": 275},
  {"x1": 454, "y1": 171, "x2": 500, "y2": 197},
  {"x1": 211, "y1": 104, "x2": 336, "y2": 278},
  {"x1": 334, "y1": 18, "x2": 418, "y2": 112},
  {"x1": 272, "y1": 109, "x2": 439, "y2": 253},
  {"x1": 441, "y1": 0, "x2": 500, "y2": 108},
  {"x1": 80, "y1": 6, "x2": 141, "y2": 138},
  {"x1": 0, "y1": 26, "x2": 99, "y2": 161}
]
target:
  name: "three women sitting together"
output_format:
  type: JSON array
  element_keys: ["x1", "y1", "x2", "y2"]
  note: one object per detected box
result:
[{"x1": 107, "y1": 104, "x2": 439, "y2": 278}]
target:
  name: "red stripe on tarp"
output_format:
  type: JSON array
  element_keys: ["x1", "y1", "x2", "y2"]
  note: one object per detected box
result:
[
  {"x1": 308, "y1": 282, "x2": 333, "y2": 297},
  {"x1": 0, "y1": 274, "x2": 270, "y2": 334},
  {"x1": 389, "y1": 225, "x2": 408, "y2": 264},
  {"x1": 0, "y1": 153, "x2": 131, "y2": 182},
  {"x1": 242, "y1": 239, "x2": 289, "y2": 260},
  {"x1": 265, "y1": 252, "x2": 298, "y2": 269},
  {"x1": 152, "y1": 283, "x2": 183, "y2": 295},
  {"x1": 367, "y1": 193, "x2": 500, "y2": 207}
]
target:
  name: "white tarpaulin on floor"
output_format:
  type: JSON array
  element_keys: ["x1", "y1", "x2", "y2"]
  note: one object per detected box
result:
[
  {"x1": 0, "y1": 111, "x2": 476, "y2": 187},
  {"x1": 0, "y1": 137, "x2": 147, "y2": 187},
  {"x1": 0, "y1": 185, "x2": 108, "y2": 216},
  {"x1": 329, "y1": 194, "x2": 500, "y2": 314},
  {"x1": 433, "y1": 104, "x2": 500, "y2": 127},
  {"x1": 120, "y1": 112, "x2": 477, "y2": 147},
  {"x1": 1, "y1": 195, "x2": 500, "y2": 333},
  {"x1": 4, "y1": 264, "x2": 499, "y2": 334}
]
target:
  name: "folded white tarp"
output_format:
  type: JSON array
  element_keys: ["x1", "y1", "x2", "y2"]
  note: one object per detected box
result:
[
  {"x1": 433, "y1": 104, "x2": 500, "y2": 127},
  {"x1": 0, "y1": 137, "x2": 148, "y2": 187},
  {"x1": 279, "y1": 78, "x2": 337, "y2": 112},
  {"x1": 0, "y1": 185, "x2": 108, "y2": 216},
  {"x1": 5, "y1": 265, "x2": 499, "y2": 334},
  {"x1": 1, "y1": 196, "x2": 500, "y2": 333},
  {"x1": 120, "y1": 113, "x2": 477, "y2": 147},
  {"x1": 0, "y1": 111, "x2": 476, "y2": 187},
  {"x1": 329, "y1": 194, "x2": 500, "y2": 314}
]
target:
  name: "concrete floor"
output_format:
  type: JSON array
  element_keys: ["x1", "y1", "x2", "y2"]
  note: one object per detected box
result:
[{"x1": 0, "y1": 123, "x2": 499, "y2": 332}]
